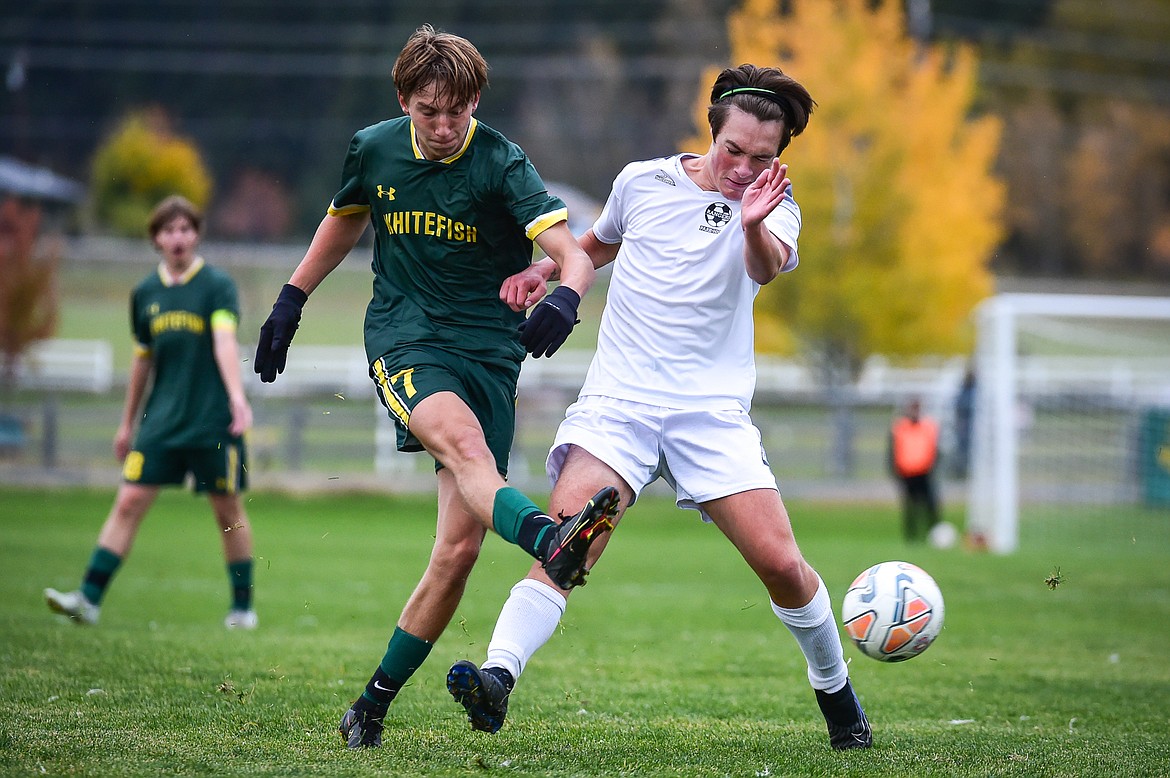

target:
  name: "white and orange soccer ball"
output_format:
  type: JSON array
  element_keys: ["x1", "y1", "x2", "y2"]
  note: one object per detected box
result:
[{"x1": 841, "y1": 561, "x2": 945, "y2": 662}]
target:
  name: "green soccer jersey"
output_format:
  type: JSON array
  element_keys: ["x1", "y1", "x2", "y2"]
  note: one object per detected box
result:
[
  {"x1": 129, "y1": 259, "x2": 239, "y2": 448},
  {"x1": 328, "y1": 116, "x2": 568, "y2": 368}
]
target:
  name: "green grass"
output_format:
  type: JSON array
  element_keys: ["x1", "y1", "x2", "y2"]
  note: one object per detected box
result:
[{"x1": 2, "y1": 487, "x2": 1169, "y2": 776}]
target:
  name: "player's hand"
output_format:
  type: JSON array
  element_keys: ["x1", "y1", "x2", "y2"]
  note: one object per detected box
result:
[
  {"x1": 113, "y1": 425, "x2": 133, "y2": 461},
  {"x1": 517, "y1": 285, "x2": 580, "y2": 358},
  {"x1": 254, "y1": 284, "x2": 308, "y2": 383},
  {"x1": 500, "y1": 262, "x2": 552, "y2": 312},
  {"x1": 228, "y1": 395, "x2": 253, "y2": 437},
  {"x1": 742, "y1": 160, "x2": 789, "y2": 229}
]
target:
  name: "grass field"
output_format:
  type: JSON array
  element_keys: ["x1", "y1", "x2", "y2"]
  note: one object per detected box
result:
[{"x1": 2, "y1": 487, "x2": 1168, "y2": 776}]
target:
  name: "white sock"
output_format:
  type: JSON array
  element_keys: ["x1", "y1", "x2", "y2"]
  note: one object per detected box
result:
[
  {"x1": 771, "y1": 575, "x2": 849, "y2": 693},
  {"x1": 483, "y1": 578, "x2": 567, "y2": 682}
]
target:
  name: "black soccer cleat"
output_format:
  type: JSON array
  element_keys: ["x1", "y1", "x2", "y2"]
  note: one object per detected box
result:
[
  {"x1": 447, "y1": 660, "x2": 512, "y2": 734},
  {"x1": 338, "y1": 704, "x2": 384, "y2": 749},
  {"x1": 541, "y1": 486, "x2": 620, "y2": 589},
  {"x1": 815, "y1": 679, "x2": 873, "y2": 750}
]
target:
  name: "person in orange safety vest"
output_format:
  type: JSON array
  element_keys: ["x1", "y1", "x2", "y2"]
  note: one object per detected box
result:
[{"x1": 888, "y1": 397, "x2": 940, "y2": 542}]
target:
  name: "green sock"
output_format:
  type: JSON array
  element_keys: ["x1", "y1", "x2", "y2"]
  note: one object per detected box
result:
[
  {"x1": 359, "y1": 627, "x2": 434, "y2": 707},
  {"x1": 492, "y1": 487, "x2": 555, "y2": 558},
  {"x1": 227, "y1": 559, "x2": 253, "y2": 610},
  {"x1": 81, "y1": 547, "x2": 122, "y2": 605}
]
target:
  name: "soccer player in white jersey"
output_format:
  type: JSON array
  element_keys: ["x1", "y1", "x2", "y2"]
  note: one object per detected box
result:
[{"x1": 446, "y1": 63, "x2": 873, "y2": 751}]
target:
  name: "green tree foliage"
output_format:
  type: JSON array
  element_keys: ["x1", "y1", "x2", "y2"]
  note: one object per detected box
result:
[
  {"x1": 685, "y1": 0, "x2": 1005, "y2": 372},
  {"x1": 89, "y1": 108, "x2": 212, "y2": 236}
]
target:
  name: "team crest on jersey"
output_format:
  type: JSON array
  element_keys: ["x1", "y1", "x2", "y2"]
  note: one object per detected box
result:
[
  {"x1": 700, "y1": 202, "x2": 733, "y2": 233},
  {"x1": 654, "y1": 171, "x2": 676, "y2": 186}
]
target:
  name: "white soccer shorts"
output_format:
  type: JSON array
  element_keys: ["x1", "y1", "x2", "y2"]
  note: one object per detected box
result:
[{"x1": 546, "y1": 395, "x2": 778, "y2": 521}]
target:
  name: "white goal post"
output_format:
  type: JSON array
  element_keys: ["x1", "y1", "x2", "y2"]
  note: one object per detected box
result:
[{"x1": 967, "y1": 293, "x2": 1170, "y2": 553}]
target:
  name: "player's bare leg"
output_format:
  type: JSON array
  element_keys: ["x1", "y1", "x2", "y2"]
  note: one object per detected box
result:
[
  {"x1": 209, "y1": 493, "x2": 256, "y2": 629},
  {"x1": 544, "y1": 445, "x2": 633, "y2": 586},
  {"x1": 210, "y1": 493, "x2": 253, "y2": 562},
  {"x1": 701, "y1": 488, "x2": 817, "y2": 607},
  {"x1": 408, "y1": 393, "x2": 612, "y2": 587},
  {"x1": 45, "y1": 483, "x2": 159, "y2": 625},
  {"x1": 448, "y1": 446, "x2": 632, "y2": 733},
  {"x1": 704, "y1": 489, "x2": 871, "y2": 750},
  {"x1": 406, "y1": 392, "x2": 511, "y2": 528},
  {"x1": 96, "y1": 482, "x2": 159, "y2": 556},
  {"x1": 341, "y1": 471, "x2": 485, "y2": 748},
  {"x1": 399, "y1": 469, "x2": 487, "y2": 642}
]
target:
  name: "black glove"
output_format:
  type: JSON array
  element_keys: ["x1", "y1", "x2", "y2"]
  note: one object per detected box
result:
[
  {"x1": 517, "y1": 285, "x2": 580, "y2": 358},
  {"x1": 254, "y1": 284, "x2": 308, "y2": 383}
]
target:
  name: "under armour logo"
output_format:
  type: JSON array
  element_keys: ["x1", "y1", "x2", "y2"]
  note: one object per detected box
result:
[{"x1": 376, "y1": 185, "x2": 396, "y2": 200}]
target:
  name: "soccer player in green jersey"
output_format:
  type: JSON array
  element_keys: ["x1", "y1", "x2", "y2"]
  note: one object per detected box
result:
[
  {"x1": 252, "y1": 24, "x2": 619, "y2": 749},
  {"x1": 45, "y1": 195, "x2": 257, "y2": 630}
]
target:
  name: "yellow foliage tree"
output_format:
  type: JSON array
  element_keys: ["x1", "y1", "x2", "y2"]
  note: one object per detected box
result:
[
  {"x1": 684, "y1": 0, "x2": 1005, "y2": 374},
  {"x1": 89, "y1": 108, "x2": 213, "y2": 236}
]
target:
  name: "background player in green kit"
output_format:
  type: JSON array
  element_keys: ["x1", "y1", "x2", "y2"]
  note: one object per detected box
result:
[
  {"x1": 45, "y1": 195, "x2": 257, "y2": 630},
  {"x1": 252, "y1": 24, "x2": 619, "y2": 749}
]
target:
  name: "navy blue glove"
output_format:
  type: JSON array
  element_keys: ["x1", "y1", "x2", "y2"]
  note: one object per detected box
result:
[
  {"x1": 517, "y1": 285, "x2": 580, "y2": 358},
  {"x1": 255, "y1": 284, "x2": 308, "y2": 383}
]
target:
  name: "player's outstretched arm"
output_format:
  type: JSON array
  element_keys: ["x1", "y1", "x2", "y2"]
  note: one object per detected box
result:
[
  {"x1": 502, "y1": 228, "x2": 621, "y2": 313},
  {"x1": 287, "y1": 212, "x2": 368, "y2": 296},
  {"x1": 533, "y1": 222, "x2": 595, "y2": 301},
  {"x1": 518, "y1": 223, "x2": 597, "y2": 358},
  {"x1": 254, "y1": 213, "x2": 367, "y2": 382},
  {"x1": 578, "y1": 229, "x2": 621, "y2": 271}
]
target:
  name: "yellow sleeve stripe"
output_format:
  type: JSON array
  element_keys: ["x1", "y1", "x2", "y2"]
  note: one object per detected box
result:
[
  {"x1": 210, "y1": 310, "x2": 239, "y2": 331},
  {"x1": 526, "y1": 208, "x2": 569, "y2": 241},
  {"x1": 328, "y1": 202, "x2": 370, "y2": 217},
  {"x1": 133, "y1": 343, "x2": 151, "y2": 358}
]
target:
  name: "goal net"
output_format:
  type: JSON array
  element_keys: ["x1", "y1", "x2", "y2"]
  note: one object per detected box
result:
[{"x1": 967, "y1": 293, "x2": 1170, "y2": 553}]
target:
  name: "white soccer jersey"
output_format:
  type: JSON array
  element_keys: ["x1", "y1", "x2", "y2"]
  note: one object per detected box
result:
[{"x1": 579, "y1": 153, "x2": 801, "y2": 411}]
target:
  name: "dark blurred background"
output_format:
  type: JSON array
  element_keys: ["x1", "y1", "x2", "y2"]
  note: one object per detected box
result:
[{"x1": 4, "y1": 0, "x2": 1170, "y2": 281}]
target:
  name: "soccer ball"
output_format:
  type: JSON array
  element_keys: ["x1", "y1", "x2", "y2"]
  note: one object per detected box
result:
[
  {"x1": 928, "y1": 521, "x2": 959, "y2": 550},
  {"x1": 840, "y1": 561, "x2": 944, "y2": 662}
]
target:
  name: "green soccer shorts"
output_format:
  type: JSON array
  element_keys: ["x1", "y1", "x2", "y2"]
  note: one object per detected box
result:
[
  {"x1": 370, "y1": 347, "x2": 519, "y2": 476},
  {"x1": 122, "y1": 440, "x2": 248, "y2": 494}
]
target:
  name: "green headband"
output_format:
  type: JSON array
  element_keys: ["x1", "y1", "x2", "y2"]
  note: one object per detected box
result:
[{"x1": 717, "y1": 86, "x2": 782, "y2": 102}]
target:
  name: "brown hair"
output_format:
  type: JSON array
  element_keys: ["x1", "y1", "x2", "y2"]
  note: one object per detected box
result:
[
  {"x1": 707, "y1": 64, "x2": 815, "y2": 154},
  {"x1": 392, "y1": 24, "x2": 489, "y2": 106},
  {"x1": 147, "y1": 195, "x2": 202, "y2": 238}
]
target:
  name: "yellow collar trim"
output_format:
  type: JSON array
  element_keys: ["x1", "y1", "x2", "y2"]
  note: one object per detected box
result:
[
  {"x1": 157, "y1": 256, "x2": 204, "y2": 287},
  {"x1": 410, "y1": 117, "x2": 477, "y2": 164}
]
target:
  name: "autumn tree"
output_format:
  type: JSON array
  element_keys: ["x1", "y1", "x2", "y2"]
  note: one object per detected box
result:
[
  {"x1": 684, "y1": 0, "x2": 1005, "y2": 378},
  {"x1": 89, "y1": 107, "x2": 213, "y2": 237},
  {"x1": 982, "y1": 0, "x2": 1170, "y2": 280},
  {"x1": 0, "y1": 196, "x2": 58, "y2": 402}
]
